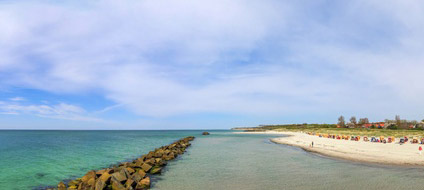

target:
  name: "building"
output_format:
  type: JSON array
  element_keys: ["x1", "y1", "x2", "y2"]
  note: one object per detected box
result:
[{"x1": 362, "y1": 122, "x2": 385, "y2": 128}]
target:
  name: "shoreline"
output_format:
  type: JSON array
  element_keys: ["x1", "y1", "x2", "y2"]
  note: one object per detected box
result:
[{"x1": 236, "y1": 131, "x2": 424, "y2": 166}]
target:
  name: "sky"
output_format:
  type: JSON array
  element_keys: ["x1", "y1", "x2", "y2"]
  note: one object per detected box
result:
[{"x1": 0, "y1": 0, "x2": 424, "y2": 129}]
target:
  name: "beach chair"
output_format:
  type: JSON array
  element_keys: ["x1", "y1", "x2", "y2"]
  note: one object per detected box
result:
[
  {"x1": 412, "y1": 137, "x2": 419, "y2": 144},
  {"x1": 379, "y1": 136, "x2": 385, "y2": 142}
]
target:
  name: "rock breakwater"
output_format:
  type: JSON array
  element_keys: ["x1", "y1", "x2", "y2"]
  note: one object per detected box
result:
[{"x1": 50, "y1": 136, "x2": 195, "y2": 190}]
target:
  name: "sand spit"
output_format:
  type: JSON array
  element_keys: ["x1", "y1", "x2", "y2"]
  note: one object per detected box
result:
[{"x1": 237, "y1": 131, "x2": 424, "y2": 166}]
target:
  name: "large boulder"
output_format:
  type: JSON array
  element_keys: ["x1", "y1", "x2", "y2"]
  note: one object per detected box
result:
[
  {"x1": 57, "y1": 181, "x2": 66, "y2": 190},
  {"x1": 98, "y1": 172, "x2": 111, "y2": 183},
  {"x1": 135, "y1": 177, "x2": 150, "y2": 190},
  {"x1": 155, "y1": 158, "x2": 166, "y2": 166},
  {"x1": 126, "y1": 167, "x2": 135, "y2": 174},
  {"x1": 68, "y1": 180, "x2": 80, "y2": 187},
  {"x1": 111, "y1": 178, "x2": 126, "y2": 190},
  {"x1": 145, "y1": 158, "x2": 155, "y2": 166},
  {"x1": 111, "y1": 171, "x2": 127, "y2": 182},
  {"x1": 202, "y1": 132, "x2": 210, "y2": 135},
  {"x1": 96, "y1": 169, "x2": 109, "y2": 176},
  {"x1": 81, "y1": 171, "x2": 97, "y2": 183},
  {"x1": 135, "y1": 160, "x2": 143, "y2": 167},
  {"x1": 94, "y1": 179, "x2": 106, "y2": 190},
  {"x1": 141, "y1": 163, "x2": 152, "y2": 173},
  {"x1": 131, "y1": 172, "x2": 143, "y2": 183},
  {"x1": 150, "y1": 166, "x2": 162, "y2": 174},
  {"x1": 125, "y1": 178, "x2": 136, "y2": 189},
  {"x1": 79, "y1": 171, "x2": 97, "y2": 190}
]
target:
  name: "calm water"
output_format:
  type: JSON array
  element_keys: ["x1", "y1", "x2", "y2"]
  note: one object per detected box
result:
[
  {"x1": 1, "y1": 130, "x2": 424, "y2": 190},
  {"x1": 0, "y1": 130, "x2": 203, "y2": 190}
]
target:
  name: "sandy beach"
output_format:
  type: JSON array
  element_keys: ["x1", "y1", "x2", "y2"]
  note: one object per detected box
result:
[{"x1": 237, "y1": 131, "x2": 424, "y2": 166}]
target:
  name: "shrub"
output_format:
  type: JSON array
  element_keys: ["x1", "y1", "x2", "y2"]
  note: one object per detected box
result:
[{"x1": 387, "y1": 125, "x2": 398, "y2": 130}]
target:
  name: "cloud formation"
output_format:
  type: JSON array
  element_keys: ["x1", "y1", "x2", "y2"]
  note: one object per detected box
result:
[
  {"x1": 0, "y1": 0, "x2": 423, "y2": 124},
  {"x1": 0, "y1": 101, "x2": 101, "y2": 121}
]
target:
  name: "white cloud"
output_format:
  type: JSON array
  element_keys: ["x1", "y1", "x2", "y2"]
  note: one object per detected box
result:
[
  {"x1": 0, "y1": 101, "x2": 102, "y2": 122},
  {"x1": 9, "y1": 97, "x2": 25, "y2": 101},
  {"x1": 0, "y1": 0, "x2": 423, "y2": 122}
]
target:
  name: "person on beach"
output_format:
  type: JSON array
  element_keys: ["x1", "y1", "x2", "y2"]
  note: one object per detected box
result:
[
  {"x1": 311, "y1": 141, "x2": 314, "y2": 148},
  {"x1": 419, "y1": 146, "x2": 422, "y2": 155}
]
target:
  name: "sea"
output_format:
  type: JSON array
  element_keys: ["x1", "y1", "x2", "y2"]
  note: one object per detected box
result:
[{"x1": 1, "y1": 130, "x2": 424, "y2": 190}]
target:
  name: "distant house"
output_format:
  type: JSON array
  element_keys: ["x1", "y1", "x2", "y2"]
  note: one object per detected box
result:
[{"x1": 362, "y1": 122, "x2": 385, "y2": 128}]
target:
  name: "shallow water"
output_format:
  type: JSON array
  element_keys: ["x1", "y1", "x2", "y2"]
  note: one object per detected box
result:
[
  {"x1": 0, "y1": 130, "x2": 203, "y2": 190},
  {"x1": 2, "y1": 130, "x2": 424, "y2": 190},
  {"x1": 154, "y1": 131, "x2": 424, "y2": 190}
]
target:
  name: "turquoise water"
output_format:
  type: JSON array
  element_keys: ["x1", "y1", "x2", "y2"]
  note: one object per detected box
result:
[
  {"x1": 0, "y1": 130, "x2": 203, "y2": 190},
  {"x1": 2, "y1": 130, "x2": 424, "y2": 190}
]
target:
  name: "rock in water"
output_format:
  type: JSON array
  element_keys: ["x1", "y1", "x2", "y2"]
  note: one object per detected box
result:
[
  {"x1": 111, "y1": 177, "x2": 126, "y2": 190},
  {"x1": 125, "y1": 178, "x2": 136, "y2": 189},
  {"x1": 202, "y1": 132, "x2": 210, "y2": 135},
  {"x1": 111, "y1": 171, "x2": 127, "y2": 182},
  {"x1": 94, "y1": 179, "x2": 106, "y2": 190},
  {"x1": 99, "y1": 172, "x2": 111, "y2": 183},
  {"x1": 150, "y1": 166, "x2": 162, "y2": 174},
  {"x1": 141, "y1": 163, "x2": 152, "y2": 172},
  {"x1": 135, "y1": 177, "x2": 150, "y2": 190},
  {"x1": 81, "y1": 171, "x2": 97, "y2": 184},
  {"x1": 57, "y1": 181, "x2": 66, "y2": 190},
  {"x1": 126, "y1": 167, "x2": 135, "y2": 174}
]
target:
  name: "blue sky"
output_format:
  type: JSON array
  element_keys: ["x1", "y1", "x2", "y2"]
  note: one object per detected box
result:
[{"x1": 1, "y1": 0, "x2": 424, "y2": 129}]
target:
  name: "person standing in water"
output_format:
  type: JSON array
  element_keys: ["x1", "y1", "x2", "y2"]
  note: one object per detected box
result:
[{"x1": 419, "y1": 146, "x2": 422, "y2": 155}]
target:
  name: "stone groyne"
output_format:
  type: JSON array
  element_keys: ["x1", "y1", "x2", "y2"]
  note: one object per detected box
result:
[{"x1": 51, "y1": 136, "x2": 195, "y2": 190}]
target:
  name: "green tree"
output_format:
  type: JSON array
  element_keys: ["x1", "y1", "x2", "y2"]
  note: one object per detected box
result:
[
  {"x1": 359, "y1": 118, "x2": 369, "y2": 125},
  {"x1": 338, "y1": 116, "x2": 346, "y2": 127},
  {"x1": 350, "y1": 116, "x2": 357, "y2": 126},
  {"x1": 387, "y1": 125, "x2": 398, "y2": 130}
]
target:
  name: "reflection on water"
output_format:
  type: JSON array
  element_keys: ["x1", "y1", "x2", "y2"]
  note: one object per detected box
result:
[{"x1": 154, "y1": 132, "x2": 424, "y2": 190}]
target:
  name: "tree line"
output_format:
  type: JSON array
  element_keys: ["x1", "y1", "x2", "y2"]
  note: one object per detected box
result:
[{"x1": 337, "y1": 115, "x2": 424, "y2": 130}]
